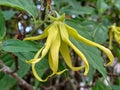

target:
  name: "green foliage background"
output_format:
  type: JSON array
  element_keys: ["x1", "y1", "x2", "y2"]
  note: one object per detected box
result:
[{"x1": 0, "y1": 0, "x2": 120, "y2": 90}]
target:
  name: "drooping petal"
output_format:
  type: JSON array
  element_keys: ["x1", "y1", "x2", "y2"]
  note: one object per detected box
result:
[
  {"x1": 34, "y1": 47, "x2": 44, "y2": 59},
  {"x1": 32, "y1": 63, "x2": 51, "y2": 82},
  {"x1": 60, "y1": 41, "x2": 85, "y2": 71},
  {"x1": 114, "y1": 32, "x2": 120, "y2": 44},
  {"x1": 31, "y1": 60, "x2": 65, "y2": 82},
  {"x1": 59, "y1": 22, "x2": 89, "y2": 75},
  {"x1": 65, "y1": 24, "x2": 114, "y2": 66},
  {"x1": 26, "y1": 47, "x2": 44, "y2": 63},
  {"x1": 49, "y1": 28, "x2": 67, "y2": 75},
  {"x1": 116, "y1": 27, "x2": 120, "y2": 31},
  {"x1": 31, "y1": 30, "x2": 66, "y2": 82},
  {"x1": 48, "y1": 51, "x2": 67, "y2": 78},
  {"x1": 109, "y1": 30, "x2": 113, "y2": 49},
  {"x1": 113, "y1": 26, "x2": 120, "y2": 44},
  {"x1": 49, "y1": 30, "x2": 60, "y2": 73},
  {"x1": 27, "y1": 24, "x2": 58, "y2": 63}
]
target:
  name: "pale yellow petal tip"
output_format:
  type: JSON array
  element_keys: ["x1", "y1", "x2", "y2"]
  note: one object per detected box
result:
[
  {"x1": 25, "y1": 59, "x2": 36, "y2": 64},
  {"x1": 84, "y1": 68, "x2": 89, "y2": 76},
  {"x1": 24, "y1": 37, "x2": 38, "y2": 41},
  {"x1": 57, "y1": 69, "x2": 68, "y2": 75},
  {"x1": 25, "y1": 60, "x2": 31, "y2": 64},
  {"x1": 84, "y1": 73, "x2": 88, "y2": 76},
  {"x1": 23, "y1": 37, "x2": 31, "y2": 41},
  {"x1": 105, "y1": 50, "x2": 114, "y2": 66},
  {"x1": 105, "y1": 57, "x2": 114, "y2": 66}
]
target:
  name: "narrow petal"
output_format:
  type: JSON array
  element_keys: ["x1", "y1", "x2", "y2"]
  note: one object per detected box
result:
[
  {"x1": 28, "y1": 25, "x2": 58, "y2": 63},
  {"x1": 116, "y1": 27, "x2": 120, "y2": 31},
  {"x1": 32, "y1": 48, "x2": 66, "y2": 82},
  {"x1": 63, "y1": 40, "x2": 89, "y2": 75},
  {"x1": 48, "y1": 52, "x2": 55, "y2": 74},
  {"x1": 109, "y1": 30, "x2": 113, "y2": 49},
  {"x1": 23, "y1": 32, "x2": 47, "y2": 41},
  {"x1": 32, "y1": 63, "x2": 51, "y2": 82},
  {"x1": 59, "y1": 23, "x2": 89, "y2": 75},
  {"x1": 65, "y1": 24, "x2": 114, "y2": 66},
  {"x1": 26, "y1": 47, "x2": 44, "y2": 63},
  {"x1": 49, "y1": 31, "x2": 60, "y2": 73},
  {"x1": 49, "y1": 30, "x2": 67, "y2": 75},
  {"x1": 114, "y1": 32, "x2": 120, "y2": 44},
  {"x1": 24, "y1": 24, "x2": 53, "y2": 41},
  {"x1": 32, "y1": 62, "x2": 66, "y2": 82},
  {"x1": 48, "y1": 51, "x2": 67, "y2": 76},
  {"x1": 60, "y1": 41, "x2": 85, "y2": 71}
]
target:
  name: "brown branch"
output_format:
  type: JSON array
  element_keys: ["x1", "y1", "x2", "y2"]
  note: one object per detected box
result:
[
  {"x1": 107, "y1": 73, "x2": 120, "y2": 77},
  {"x1": 0, "y1": 60, "x2": 34, "y2": 90}
]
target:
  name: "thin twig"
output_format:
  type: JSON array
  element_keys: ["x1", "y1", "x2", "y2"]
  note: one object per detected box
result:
[
  {"x1": 107, "y1": 73, "x2": 120, "y2": 77},
  {"x1": 10, "y1": 53, "x2": 19, "y2": 73},
  {"x1": 0, "y1": 60, "x2": 34, "y2": 90},
  {"x1": 29, "y1": 0, "x2": 51, "y2": 36}
]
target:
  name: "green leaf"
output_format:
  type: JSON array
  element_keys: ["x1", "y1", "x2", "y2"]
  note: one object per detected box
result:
[
  {"x1": 0, "y1": 54, "x2": 15, "y2": 90},
  {"x1": 65, "y1": 19, "x2": 91, "y2": 39},
  {"x1": 16, "y1": 52, "x2": 49, "y2": 81},
  {"x1": 97, "y1": 0, "x2": 109, "y2": 14},
  {"x1": 112, "y1": 85, "x2": 120, "y2": 90},
  {"x1": 87, "y1": 66, "x2": 95, "y2": 83},
  {"x1": 1, "y1": 10, "x2": 16, "y2": 20},
  {"x1": 92, "y1": 79, "x2": 108, "y2": 90},
  {"x1": 62, "y1": 6, "x2": 95, "y2": 16},
  {"x1": 66, "y1": 19, "x2": 108, "y2": 44},
  {"x1": 0, "y1": 0, "x2": 38, "y2": 19},
  {"x1": 15, "y1": 52, "x2": 35, "y2": 62},
  {"x1": 1, "y1": 39, "x2": 40, "y2": 52},
  {"x1": 114, "y1": 0, "x2": 120, "y2": 9},
  {"x1": 0, "y1": 11, "x2": 6, "y2": 41},
  {"x1": 35, "y1": 57, "x2": 49, "y2": 79},
  {"x1": 112, "y1": 44, "x2": 120, "y2": 62},
  {"x1": 81, "y1": 20, "x2": 108, "y2": 44},
  {"x1": 0, "y1": 53, "x2": 30, "y2": 90}
]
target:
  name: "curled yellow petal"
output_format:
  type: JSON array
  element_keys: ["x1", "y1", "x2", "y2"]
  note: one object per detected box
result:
[
  {"x1": 32, "y1": 63, "x2": 53, "y2": 82},
  {"x1": 32, "y1": 31, "x2": 67, "y2": 82},
  {"x1": 59, "y1": 23, "x2": 89, "y2": 75},
  {"x1": 48, "y1": 52, "x2": 67, "y2": 76},
  {"x1": 28, "y1": 24, "x2": 58, "y2": 64},
  {"x1": 26, "y1": 47, "x2": 44, "y2": 63},
  {"x1": 65, "y1": 24, "x2": 114, "y2": 66},
  {"x1": 60, "y1": 41, "x2": 85, "y2": 71}
]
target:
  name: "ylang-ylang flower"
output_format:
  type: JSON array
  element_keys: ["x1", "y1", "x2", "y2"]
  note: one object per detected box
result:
[
  {"x1": 109, "y1": 24, "x2": 120, "y2": 49},
  {"x1": 24, "y1": 14, "x2": 114, "y2": 82}
]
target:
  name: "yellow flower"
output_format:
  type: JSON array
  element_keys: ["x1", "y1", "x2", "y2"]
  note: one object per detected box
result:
[
  {"x1": 24, "y1": 14, "x2": 114, "y2": 82},
  {"x1": 109, "y1": 24, "x2": 120, "y2": 49}
]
